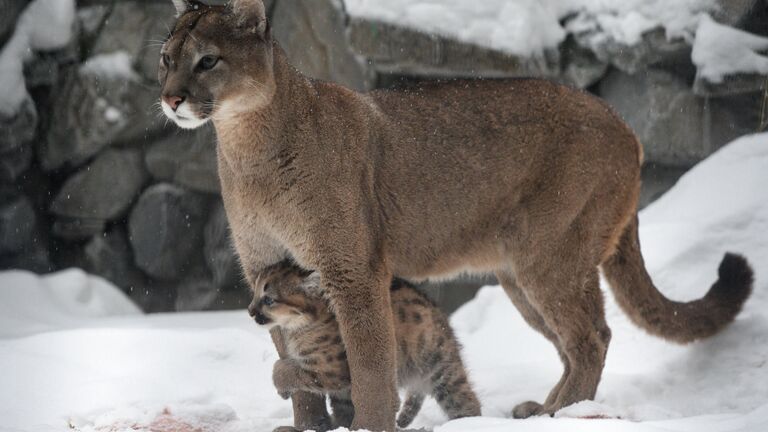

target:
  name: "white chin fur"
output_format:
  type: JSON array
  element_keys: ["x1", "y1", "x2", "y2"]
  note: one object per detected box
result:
[{"x1": 161, "y1": 100, "x2": 209, "y2": 130}]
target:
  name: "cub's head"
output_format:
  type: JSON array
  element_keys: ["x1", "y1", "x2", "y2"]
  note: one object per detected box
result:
[
  {"x1": 248, "y1": 260, "x2": 325, "y2": 330},
  {"x1": 159, "y1": 0, "x2": 274, "y2": 129}
]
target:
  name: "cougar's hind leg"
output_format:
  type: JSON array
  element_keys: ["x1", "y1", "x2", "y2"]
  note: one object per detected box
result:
[
  {"x1": 496, "y1": 271, "x2": 571, "y2": 418},
  {"x1": 517, "y1": 266, "x2": 611, "y2": 416}
]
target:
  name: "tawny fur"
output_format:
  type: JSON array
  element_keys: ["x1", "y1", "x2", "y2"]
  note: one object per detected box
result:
[
  {"x1": 159, "y1": 2, "x2": 754, "y2": 430},
  {"x1": 249, "y1": 261, "x2": 481, "y2": 429}
]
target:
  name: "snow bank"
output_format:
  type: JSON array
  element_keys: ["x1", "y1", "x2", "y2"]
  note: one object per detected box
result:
[
  {"x1": 0, "y1": 0, "x2": 76, "y2": 116},
  {"x1": 1, "y1": 132, "x2": 767, "y2": 431},
  {"x1": 343, "y1": 0, "x2": 715, "y2": 56},
  {"x1": 692, "y1": 15, "x2": 768, "y2": 83},
  {"x1": 0, "y1": 269, "x2": 140, "y2": 338}
]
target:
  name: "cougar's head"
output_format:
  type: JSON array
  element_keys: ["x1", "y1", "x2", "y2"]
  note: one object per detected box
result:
[{"x1": 159, "y1": 0, "x2": 274, "y2": 129}]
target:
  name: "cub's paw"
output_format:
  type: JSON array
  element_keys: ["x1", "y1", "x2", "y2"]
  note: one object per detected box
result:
[
  {"x1": 512, "y1": 401, "x2": 545, "y2": 419},
  {"x1": 272, "y1": 359, "x2": 299, "y2": 398},
  {"x1": 272, "y1": 426, "x2": 300, "y2": 432}
]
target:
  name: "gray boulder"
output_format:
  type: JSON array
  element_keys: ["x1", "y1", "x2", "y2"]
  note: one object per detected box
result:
[
  {"x1": 693, "y1": 73, "x2": 767, "y2": 97},
  {"x1": 711, "y1": 0, "x2": 762, "y2": 28},
  {"x1": 0, "y1": 0, "x2": 28, "y2": 46},
  {"x1": 84, "y1": 228, "x2": 147, "y2": 292},
  {"x1": 145, "y1": 125, "x2": 220, "y2": 194},
  {"x1": 0, "y1": 98, "x2": 37, "y2": 154},
  {"x1": 128, "y1": 279, "x2": 177, "y2": 313},
  {"x1": 0, "y1": 190, "x2": 50, "y2": 273},
  {"x1": 128, "y1": 183, "x2": 208, "y2": 280},
  {"x1": 88, "y1": 2, "x2": 177, "y2": 82},
  {"x1": 51, "y1": 148, "x2": 147, "y2": 239},
  {"x1": 273, "y1": 0, "x2": 375, "y2": 91},
  {"x1": 0, "y1": 141, "x2": 32, "y2": 183},
  {"x1": 204, "y1": 201, "x2": 240, "y2": 289},
  {"x1": 42, "y1": 66, "x2": 162, "y2": 171},
  {"x1": 175, "y1": 276, "x2": 220, "y2": 311},
  {"x1": 599, "y1": 68, "x2": 757, "y2": 167},
  {"x1": 349, "y1": 18, "x2": 560, "y2": 81},
  {"x1": 0, "y1": 193, "x2": 35, "y2": 255}
]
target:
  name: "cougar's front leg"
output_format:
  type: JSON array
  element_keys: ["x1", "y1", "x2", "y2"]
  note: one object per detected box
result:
[
  {"x1": 270, "y1": 328, "x2": 332, "y2": 432},
  {"x1": 320, "y1": 261, "x2": 398, "y2": 432}
]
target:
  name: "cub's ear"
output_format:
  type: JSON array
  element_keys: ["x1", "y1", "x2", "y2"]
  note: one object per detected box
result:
[
  {"x1": 299, "y1": 272, "x2": 323, "y2": 297},
  {"x1": 228, "y1": 0, "x2": 270, "y2": 38}
]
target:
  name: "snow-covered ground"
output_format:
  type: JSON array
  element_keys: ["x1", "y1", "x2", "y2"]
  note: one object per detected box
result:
[{"x1": 1, "y1": 132, "x2": 767, "y2": 431}]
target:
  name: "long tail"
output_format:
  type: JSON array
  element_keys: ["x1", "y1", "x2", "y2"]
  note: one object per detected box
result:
[
  {"x1": 601, "y1": 215, "x2": 753, "y2": 344},
  {"x1": 396, "y1": 391, "x2": 425, "y2": 429}
]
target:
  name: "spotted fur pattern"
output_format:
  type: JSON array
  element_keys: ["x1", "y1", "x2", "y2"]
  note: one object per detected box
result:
[{"x1": 250, "y1": 261, "x2": 481, "y2": 428}]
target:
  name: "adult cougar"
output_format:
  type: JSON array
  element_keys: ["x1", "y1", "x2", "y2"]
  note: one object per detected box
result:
[{"x1": 159, "y1": 1, "x2": 754, "y2": 430}]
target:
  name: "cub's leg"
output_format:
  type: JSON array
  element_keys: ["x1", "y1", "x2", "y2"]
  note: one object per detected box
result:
[
  {"x1": 396, "y1": 391, "x2": 425, "y2": 428},
  {"x1": 429, "y1": 349, "x2": 482, "y2": 421},
  {"x1": 329, "y1": 392, "x2": 355, "y2": 429},
  {"x1": 269, "y1": 329, "x2": 332, "y2": 432},
  {"x1": 516, "y1": 265, "x2": 610, "y2": 416},
  {"x1": 273, "y1": 359, "x2": 351, "y2": 397},
  {"x1": 495, "y1": 272, "x2": 570, "y2": 418}
]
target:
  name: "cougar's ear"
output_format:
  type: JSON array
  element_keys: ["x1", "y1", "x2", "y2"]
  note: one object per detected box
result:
[
  {"x1": 228, "y1": 0, "x2": 270, "y2": 38},
  {"x1": 171, "y1": 0, "x2": 193, "y2": 17}
]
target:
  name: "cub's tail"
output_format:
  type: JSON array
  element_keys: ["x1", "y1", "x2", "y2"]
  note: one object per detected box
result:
[{"x1": 601, "y1": 216, "x2": 753, "y2": 344}]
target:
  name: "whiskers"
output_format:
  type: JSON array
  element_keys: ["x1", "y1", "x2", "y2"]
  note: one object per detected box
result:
[
  {"x1": 151, "y1": 100, "x2": 172, "y2": 128},
  {"x1": 246, "y1": 78, "x2": 270, "y2": 94},
  {"x1": 202, "y1": 99, "x2": 224, "y2": 119}
]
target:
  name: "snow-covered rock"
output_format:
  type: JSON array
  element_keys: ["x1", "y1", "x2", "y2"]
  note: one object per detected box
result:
[
  {"x1": 41, "y1": 61, "x2": 161, "y2": 171},
  {"x1": 0, "y1": 0, "x2": 75, "y2": 116},
  {"x1": 345, "y1": 0, "x2": 715, "y2": 74},
  {"x1": 86, "y1": 2, "x2": 176, "y2": 82},
  {"x1": 692, "y1": 15, "x2": 768, "y2": 96}
]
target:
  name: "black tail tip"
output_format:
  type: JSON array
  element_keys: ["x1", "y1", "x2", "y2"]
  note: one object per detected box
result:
[{"x1": 716, "y1": 252, "x2": 754, "y2": 300}]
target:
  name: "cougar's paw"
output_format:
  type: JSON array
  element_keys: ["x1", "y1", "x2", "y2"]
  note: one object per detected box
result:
[
  {"x1": 512, "y1": 401, "x2": 545, "y2": 419},
  {"x1": 278, "y1": 389, "x2": 292, "y2": 400}
]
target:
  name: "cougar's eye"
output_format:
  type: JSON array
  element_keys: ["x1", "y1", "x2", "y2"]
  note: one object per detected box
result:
[
  {"x1": 197, "y1": 55, "x2": 219, "y2": 71},
  {"x1": 262, "y1": 296, "x2": 275, "y2": 306},
  {"x1": 162, "y1": 54, "x2": 170, "y2": 66}
]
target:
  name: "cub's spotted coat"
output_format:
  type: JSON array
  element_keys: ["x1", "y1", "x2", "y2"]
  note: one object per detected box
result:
[{"x1": 249, "y1": 261, "x2": 481, "y2": 429}]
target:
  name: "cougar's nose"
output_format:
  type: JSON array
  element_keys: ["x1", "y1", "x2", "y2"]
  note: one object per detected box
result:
[{"x1": 163, "y1": 95, "x2": 185, "y2": 111}]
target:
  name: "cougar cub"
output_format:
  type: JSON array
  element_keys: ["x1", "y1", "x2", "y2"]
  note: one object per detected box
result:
[{"x1": 248, "y1": 261, "x2": 481, "y2": 429}]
